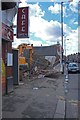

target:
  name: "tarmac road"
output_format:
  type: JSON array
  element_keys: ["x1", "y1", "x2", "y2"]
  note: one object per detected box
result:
[{"x1": 65, "y1": 73, "x2": 79, "y2": 118}]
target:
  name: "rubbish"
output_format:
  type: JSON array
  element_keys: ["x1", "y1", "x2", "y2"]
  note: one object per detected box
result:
[
  {"x1": 19, "y1": 82, "x2": 24, "y2": 85},
  {"x1": 34, "y1": 66, "x2": 38, "y2": 71},
  {"x1": 33, "y1": 87, "x2": 38, "y2": 90},
  {"x1": 38, "y1": 74, "x2": 44, "y2": 78},
  {"x1": 45, "y1": 72, "x2": 60, "y2": 78}
]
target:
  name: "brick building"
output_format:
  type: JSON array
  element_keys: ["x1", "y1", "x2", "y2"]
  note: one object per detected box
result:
[
  {"x1": 1, "y1": 2, "x2": 18, "y2": 95},
  {"x1": 67, "y1": 53, "x2": 80, "y2": 63}
]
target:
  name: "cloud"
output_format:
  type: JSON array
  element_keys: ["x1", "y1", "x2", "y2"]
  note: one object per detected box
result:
[
  {"x1": 29, "y1": 39, "x2": 44, "y2": 46},
  {"x1": 12, "y1": 2, "x2": 78, "y2": 55},
  {"x1": 48, "y1": 3, "x2": 67, "y2": 17},
  {"x1": 29, "y1": 3, "x2": 45, "y2": 17},
  {"x1": 74, "y1": 21, "x2": 78, "y2": 25},
  {"x1": 12, "y1": 36, "x2": 30, "y2": 48},
  {"x1": 69, "y1": 1, "x2": 78, "y2": 13},
  {"x1": 12, "y1": 36, "x2": 47, "y2": 47},
  {"x1": 19, "y1": 2, "x2": 28, "y2": 7},
  {"x1": 69, "y1": 18, "x2": 76, "y2": 25},
  {"x1": 48, "y1": 2, "x2": 78, "y2": 18},
  {"x1": 30, "y1": 16, "x2": 60, "y2": 36},
  {"x1": 13, "y1": 3, "x2": 73, "y2": 46},
  {"x1": 63, "y1": 23, "x2": 72, "y2": 36},
  {"x1": 48, "y1": 3, "x2": 61, "y2": 14},
  {"x1": 13, "y1": 2, "x2": 62, "y2": 44},
  {"x1": 30, "y1": 16, "x2": 61, "y2": 42},
  {"x1": 64, "y1": 28, "x2": 78, "y2": 55}
]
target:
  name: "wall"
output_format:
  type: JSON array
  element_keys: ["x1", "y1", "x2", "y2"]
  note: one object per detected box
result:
[{"x1": 45, "y1": 56, "x2": 56, "y2": 66}]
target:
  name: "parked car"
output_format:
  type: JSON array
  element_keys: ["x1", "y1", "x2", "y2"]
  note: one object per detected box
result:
[{"x1": 68, "y1": 62, "x2": 79, "y2": 73}]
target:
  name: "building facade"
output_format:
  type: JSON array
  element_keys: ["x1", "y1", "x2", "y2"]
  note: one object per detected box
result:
[{"x1": 2, "y1": 2, "x2": 18, "y2": 95}]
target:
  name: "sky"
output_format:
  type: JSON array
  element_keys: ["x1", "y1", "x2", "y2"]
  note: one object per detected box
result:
[{"x1": 12, "y1": 0, "x2": 79, "y2": 55}]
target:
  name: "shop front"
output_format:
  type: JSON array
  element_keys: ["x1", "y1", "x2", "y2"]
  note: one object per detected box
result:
[
  {"x1": 2, "y1": 23, "x2": 14, "y2": 95},
  {"x1": 2, "y1": 2, "x2": 17, "y2": 95}
]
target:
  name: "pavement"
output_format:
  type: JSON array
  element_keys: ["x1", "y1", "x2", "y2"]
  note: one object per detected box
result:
[
  {"x1": 2, "y1": 65, "x2": 65, "y2": 119},
  {"x1": 2, "y1": 63, "x2": 79, "y2": 119}
]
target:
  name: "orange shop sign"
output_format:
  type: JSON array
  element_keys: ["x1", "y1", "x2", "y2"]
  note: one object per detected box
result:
[{"x1": 17, "y1": 7, "x2": 29, "y2": 38}]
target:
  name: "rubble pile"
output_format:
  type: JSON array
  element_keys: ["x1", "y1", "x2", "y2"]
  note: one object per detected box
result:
[
  {"x1": 22, "y1": 52, "x2": 61, "y2": 81},
  {"x1": 44, "y1": 71, "x2": 60, "y2": 78},
  {"x1": 31, "y1": 53, "x2": 50, "y2": 75}
]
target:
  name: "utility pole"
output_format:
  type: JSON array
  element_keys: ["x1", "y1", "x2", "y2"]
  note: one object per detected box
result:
[
  {"x1": 61, "y1": 2, "x2": 64, "y2": 74},
  {"x1": 61, "y1": 1, "x2": 73, "y2": 119}
]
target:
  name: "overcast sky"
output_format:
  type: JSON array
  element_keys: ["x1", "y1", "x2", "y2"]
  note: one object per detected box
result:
[{"x1": 12, "y1": 0, "x2": 79, "y2": 55}]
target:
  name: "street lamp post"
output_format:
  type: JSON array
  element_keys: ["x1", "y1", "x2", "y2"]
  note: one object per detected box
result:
[
  {"x1": 64, "y1": 37, "x2": 69, "y2": 77},
  {"x1": 64, "y1": 38, "x2": 69, "y2": 62},
  {"x1": 61, "y1": 2, "x2": 64, "y2": 74},
  {"x1": 61, "y1": 1, "x2": 73, "y2": 74},
  {"x1": 61, "y1": 1, "x2": 73, "y2": 119}
]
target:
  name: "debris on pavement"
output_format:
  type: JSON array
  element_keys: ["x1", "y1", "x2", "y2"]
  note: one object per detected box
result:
[{"x1": 33, "y1": 87, "x2": 39, "y2": 90}]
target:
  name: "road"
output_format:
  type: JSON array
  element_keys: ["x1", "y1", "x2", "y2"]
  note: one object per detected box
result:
[{"x1": 65, "y1": 73, "x2": 79, "y2": 118}]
